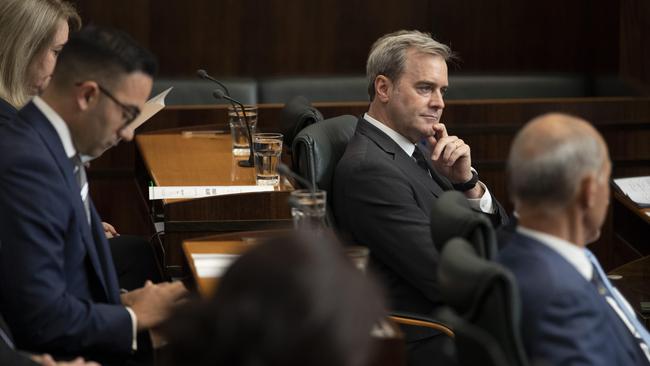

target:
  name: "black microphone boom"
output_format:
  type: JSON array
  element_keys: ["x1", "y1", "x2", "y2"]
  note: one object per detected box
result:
[
  {"x1": 277, "y1": 163, "x2": 315, "y2": 192},
  {"x1": 212, "y1": 89, "x2": 254, "y2": 168},
  {"x1": 197, "y1": 69, "x2": 231, "y2": 97}
]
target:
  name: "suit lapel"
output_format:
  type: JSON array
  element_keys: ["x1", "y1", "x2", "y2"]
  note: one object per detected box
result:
[
  {"x1": 357, "y1": 118, "x2": 445, "y2": 197},
  {"x1": 18, "y1": 102, "x2": 114, "y2": 302}
]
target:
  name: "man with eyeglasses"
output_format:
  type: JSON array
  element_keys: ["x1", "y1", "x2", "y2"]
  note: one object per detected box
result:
[{"x1": 0, "y1": 26, "x2": 187, "y2": 363}]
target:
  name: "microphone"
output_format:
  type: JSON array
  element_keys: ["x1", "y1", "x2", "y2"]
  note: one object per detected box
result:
[
  {"x1": 278, "y1": 163, "x2": 315, "y2": 192},
  {"x1": 212, "y1": 89, "x2": 254, "y2": 167},
  {"x1": 196, "y1": 69, "x2": 231, "y2": 96}
]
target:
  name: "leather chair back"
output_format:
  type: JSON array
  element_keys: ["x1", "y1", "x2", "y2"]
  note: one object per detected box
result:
[
  {"x1": 280, "y1": 96, "x2": 323, "y2": 152},
  {"x1": 292, "y1": 115, "x2": 358, "y2": 226},
  {"x1": 437, "y1": 237, "x2": 529, "y2": 366}
]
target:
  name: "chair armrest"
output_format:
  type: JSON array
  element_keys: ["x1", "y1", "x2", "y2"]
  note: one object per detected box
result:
[{"x1": 388, "y1": 310, "x2": 454, "y2": 338}]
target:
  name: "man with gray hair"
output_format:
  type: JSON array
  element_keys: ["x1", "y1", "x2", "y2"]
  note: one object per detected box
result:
[
  {"x1": 333, "y1": 30, "x2": 508, "y2": 365},
  {"x1": 499, "y1": 113, "x2": 650, "y2": 365}
]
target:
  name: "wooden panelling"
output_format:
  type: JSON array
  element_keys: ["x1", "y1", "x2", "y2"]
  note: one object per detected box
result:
[
  {"x1": 70, "y1": 0, "x2": 621, "y2": 77},
  {"x1": 620, "y1": 0, "x2": 650, "y2": 92},
  {"x1": 430, "y1": 0, "x2": 618, "y2": 73}
]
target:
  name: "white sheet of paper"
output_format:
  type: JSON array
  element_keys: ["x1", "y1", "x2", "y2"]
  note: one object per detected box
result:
[
  {"x1": 613, "y1": 176, "x2": 650, "y2": 207},
  {"x1": 192, "y1": 253, "x2": 240, "y2": 278},
  {"x1": 126, "y1": 87, "x2": 173, "y2": 131},
  {"x1": 148, "y1": 185, "x2": 273, "y2": 200}
]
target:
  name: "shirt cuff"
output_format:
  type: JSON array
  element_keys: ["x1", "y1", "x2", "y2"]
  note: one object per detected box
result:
[
  {"x1": 125, "y1": 306, "x2": 138, "y2": 352},
  {"x1": 467, "y1": 181, "x2": 496, "y2": 214}
]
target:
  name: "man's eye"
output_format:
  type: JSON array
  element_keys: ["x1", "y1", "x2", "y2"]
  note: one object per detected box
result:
[{"x1": 417, "y1": 86, "x2": 432, "y2": 93}]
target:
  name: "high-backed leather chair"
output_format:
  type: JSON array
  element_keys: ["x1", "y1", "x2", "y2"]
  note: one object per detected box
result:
[
  {"x1": 430, "y1": 191, "x2": 498, "y2": 259},
  {"x1": 437, "y1": 237, "x2": 528, "y2": 366},
  {"x1": 279, "y1": 96, "x2": 323, "y2": 153},
  {"x1": 292, "y1": 115, "x2": 357, "y2": 191}
]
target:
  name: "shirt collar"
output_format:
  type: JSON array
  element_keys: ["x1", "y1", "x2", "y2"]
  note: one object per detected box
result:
[
  {"x1": 517, "y1": 226, "x2": 593, "y2": 281},
  {"x1": 32, "y1": 96, "x2": 77, "y2": 159},
  {"x1": 364, "y1": 113, "x2": 416, "y2": 156}
]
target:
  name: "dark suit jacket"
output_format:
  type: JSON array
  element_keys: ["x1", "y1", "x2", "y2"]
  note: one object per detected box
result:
[
  {"x1": 0, "y1": 102, "x2": 133, "y2": 360},
  {"x1": 333, "y1": 118, "x2": 507, "y2": 341},
  {"x1": 499, "y1": 232, "x2": 648, "y2": 366},
  {"x1": 0, "y1": 314, "x2": 38, "y2": 366},
  {"x1": 0, "y1": 98, "x2": 17, "y2": 123}
]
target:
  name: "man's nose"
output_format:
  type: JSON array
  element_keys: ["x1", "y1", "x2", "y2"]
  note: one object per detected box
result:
[{"x1": 429, "y1": 90, "x2": 445, "y2": 110}]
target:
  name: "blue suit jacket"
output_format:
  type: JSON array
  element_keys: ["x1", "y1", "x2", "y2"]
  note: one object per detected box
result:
[
  {"x1": 0, "y1": 102, "x2": 132, "y2": 359},
  {"x1": 499, "y1": 232, "x2": 648, "y2": 366},
  {"x1": 0, "y1": 98, "x2": 17, "y2": 123}
]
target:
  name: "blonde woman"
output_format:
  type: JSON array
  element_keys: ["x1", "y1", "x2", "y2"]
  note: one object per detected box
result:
[{"x1": 0, "y1": 0, "x2": 80, "y2": 121}]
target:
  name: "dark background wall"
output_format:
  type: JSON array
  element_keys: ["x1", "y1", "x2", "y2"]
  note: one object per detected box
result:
[{"x1": 68, "y1": 0, "x2": 648, "y2": 84}]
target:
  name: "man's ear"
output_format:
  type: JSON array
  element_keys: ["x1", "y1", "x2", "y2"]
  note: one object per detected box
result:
[
  {"x1": 578, "y1": 174, "x2": 597, "y2": 209},
  {"x1": 374, "y1": 75, "x2": 393, "y2": 103},
  {"x1": 76, "y1": 81, "x2": 99, "y2": 111}
]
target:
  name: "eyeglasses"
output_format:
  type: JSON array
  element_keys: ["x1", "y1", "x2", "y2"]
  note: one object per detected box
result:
[
  {"x1": 75, "y1": 81, "x2": 141, "y2": 125},
  {"x1": 96, "y1": 84, "x2": 141, "y2": 125}
]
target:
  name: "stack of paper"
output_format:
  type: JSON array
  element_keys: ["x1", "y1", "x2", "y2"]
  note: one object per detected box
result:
[
  {"x1": 192, "y1": 253, "x2": 240, "y2": 278},
  {"x1": 125, "y1": 87, "x2": 173, "y2": 132},
  {"x1": 613, "y1": 176, "x2": 650, "y2": 208},
  {"x1": 148, "y1": 185, "x2": 274, "y2": 200}
]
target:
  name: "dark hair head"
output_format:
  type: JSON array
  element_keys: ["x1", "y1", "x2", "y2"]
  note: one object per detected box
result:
[
  {"x1": 52, "y1": 25, "x2": 157, "y2": 88},
  {"x1": 163, "y1": 234, "x2": 386, "y2": 366}
]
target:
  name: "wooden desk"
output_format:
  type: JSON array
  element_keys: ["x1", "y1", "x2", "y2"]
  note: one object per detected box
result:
[
  {"x1": 609, "y1": 190, "x2": 650, "y2": 328},
  {"x1": 136, "y1": 130, "x2": 293, "y2": 275},
  {"x1": 612, "y1": 190, "x2": 650, "y2": 265},
  {"x1": 610, "y1": 256, "x2": 650, "y2": 328},
  {"x1": 183, "y1": 238, "x2": 257, "y2": 297}
]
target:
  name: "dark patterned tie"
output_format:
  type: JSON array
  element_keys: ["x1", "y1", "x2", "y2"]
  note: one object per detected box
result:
[
  {"x1": 71, "y1": 154, "x2": 91, "y2": 225},
  {"x1": 412, "y1": 147, "x2": 432, "y2": 178}
]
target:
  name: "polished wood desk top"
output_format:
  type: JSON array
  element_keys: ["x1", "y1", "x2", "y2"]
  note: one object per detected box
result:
[
  {"x1": 610, "y1": 190, "x2": 650, "y2": 326},
  {"x1": 610, "y1": 256, "x2": 650, "y2": 325},
  {"x1": 138, "y1": 132, "x2": 254, "y2": 187},
  {"x1": 183, "y1": 238, "x2": 257, "y2": 297},
  {"x1": 614, "y1": 190, "x2": 650, "y2": 225},
  {"x1": 136, "y1": 131, "x2": 291, "y2": 201}
]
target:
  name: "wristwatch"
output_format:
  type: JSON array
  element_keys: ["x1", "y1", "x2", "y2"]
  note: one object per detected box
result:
[{"x1": 452, "y1": 168, "x2": 479, "y2": 192}]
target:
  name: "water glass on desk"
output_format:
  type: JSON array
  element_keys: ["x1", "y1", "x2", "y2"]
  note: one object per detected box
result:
[
  {"x1": 290, "y1": 189, "x2": 327, "y2": 231},
  {"x1": 253, "y1": 133, "x2": 283, "y2": 185},
  {"x1": 229, "y1": 105, "x2": 258, "y2": 156}
]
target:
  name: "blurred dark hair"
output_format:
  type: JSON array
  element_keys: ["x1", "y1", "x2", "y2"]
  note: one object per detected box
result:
[
  {"x1": 162, "y1": 233, "x2": 386, "y2": 366},
  {"x1": 52, "y1": 25, "x2": 157, "y2": 88}
]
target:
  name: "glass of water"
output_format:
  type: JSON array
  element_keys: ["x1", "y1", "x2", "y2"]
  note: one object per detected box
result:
[
  {"x1": 290, "y1": 189, "x2": 327, "y2": 232},
  {"x1": 253, "y1": 133, "x2": 283, "y2": 185},
  {"x1": 229, "y1": 105, "x2": 258, "y2": 156}
]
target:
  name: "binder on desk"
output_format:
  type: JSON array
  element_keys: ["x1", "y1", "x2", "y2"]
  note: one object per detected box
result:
[{"x1": 613, "y1": 176, "x2": 650, "y2": 208}]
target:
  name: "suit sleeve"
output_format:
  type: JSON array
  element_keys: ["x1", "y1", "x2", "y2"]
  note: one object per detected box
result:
[
  {"x1": 529, "y1": 291, "x2": 612, "y2": 366},
  {"x1": 0, "y1": 346, "x2": 40, "y2": 366},
  {"x1": 0, "y1": 152, "x2": 132, "y2": 356},
  {"x1": 336, "y1": 159, "x2": 442, "y2": 303}
]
